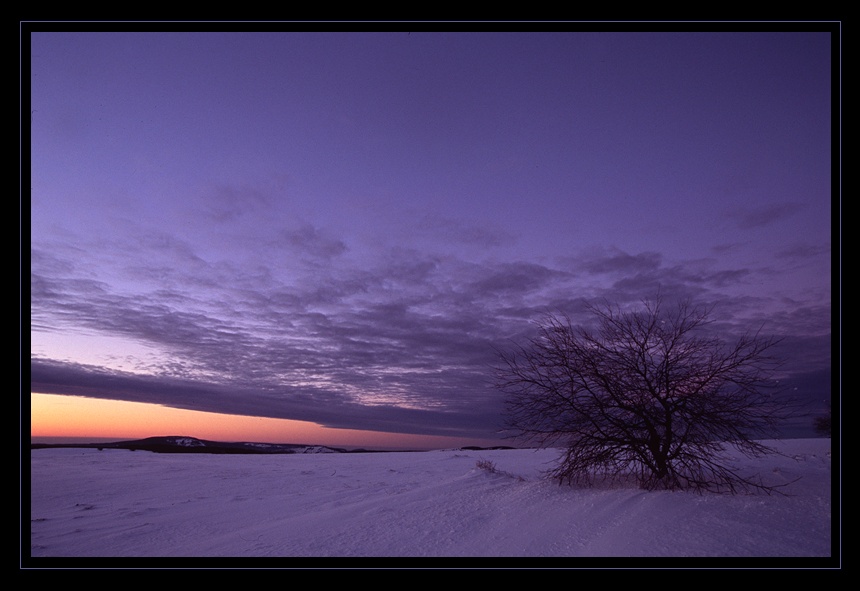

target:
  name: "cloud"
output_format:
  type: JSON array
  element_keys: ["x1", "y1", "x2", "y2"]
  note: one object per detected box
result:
[
  {"x1": 30, "y1": 237, "x2": 831, "y2": 440},
  {"x1": 282, "y1": 224, "x2": 347, "y2": 259},
  {"x1": 467, "y1": 262, "x2": 564, "y2": 296},
  {"x1": 580, "y1": 250, "x2": 662, "y2": 275},
  {"x1": 561, "y1": 249, "x2": 764, "y2": 309},
  {"x1": 415, "y1": 212, "x2": 516, "y2": 248},
  {"x1": 203, "y1": 183, "x2": 276, "y2": 223},
  {"x1": 726, "y1": 202, "x2": 805, "y2": 229},
  {"x1": 29, "y1": 358, "x2": 504, "y2": 437},
  {"x1": 775, "y1": 241, "x2": 831, "y2": 260}
]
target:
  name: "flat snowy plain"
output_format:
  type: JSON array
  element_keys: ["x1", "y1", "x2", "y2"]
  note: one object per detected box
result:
[{"x1": 26, "y1": 438, "x2": 836, "y2": 567}]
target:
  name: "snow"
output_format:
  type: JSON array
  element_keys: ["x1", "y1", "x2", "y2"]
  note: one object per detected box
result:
[
  {"x1": 173, "y1": 437, "x2": 204, "y2": 447},
  {"x1": 26, "y1": 439, "x2": 835, "y2": 565}
]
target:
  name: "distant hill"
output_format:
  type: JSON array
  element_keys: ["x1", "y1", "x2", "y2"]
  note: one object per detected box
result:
[
  {"x1": 30, "y1": 436, "x2": 523, "y2": 454},
  {"x1": 30, "y1": 435, "x2": 349, "y2": 455}
]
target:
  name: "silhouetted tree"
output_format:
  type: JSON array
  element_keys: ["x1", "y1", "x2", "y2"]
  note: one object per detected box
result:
[
  {"x1": 813, "y1": 400, "x2": 832, "y2": 436},
  {"x1": 497, "y1": 298, "x2": 796, "y2": 494}
]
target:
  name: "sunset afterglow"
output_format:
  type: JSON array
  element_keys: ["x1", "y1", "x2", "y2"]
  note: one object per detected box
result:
[{"x1": 30, "y1": 393, "x2": 497, "y2": 450}]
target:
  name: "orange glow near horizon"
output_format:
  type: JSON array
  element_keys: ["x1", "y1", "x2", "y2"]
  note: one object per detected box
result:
[{"x1": 30, "y1": 393, "x2": 499, "y2": 450}]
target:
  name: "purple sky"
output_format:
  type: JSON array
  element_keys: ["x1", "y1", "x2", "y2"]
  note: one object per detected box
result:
[{"x1": 27, "y1": 28, "x2": 836, "y2": 442}]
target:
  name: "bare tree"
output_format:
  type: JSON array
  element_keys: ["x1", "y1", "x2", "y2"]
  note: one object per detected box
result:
[{"x1": 497, "y1": 299, "x2": 797, "y2": 494}]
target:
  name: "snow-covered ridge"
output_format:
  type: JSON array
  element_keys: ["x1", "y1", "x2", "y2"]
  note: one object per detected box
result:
[
  {"x1": 296, "y1": 445, "x2": 339, "y2": 454},
  {"x1": 168, "y1": 437, "x2": 205, "y2": 447}
]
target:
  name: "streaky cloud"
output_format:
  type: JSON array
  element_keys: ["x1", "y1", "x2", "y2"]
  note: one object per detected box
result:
[{"x1": 727, "y1": 202, "x2": 805, "y2": 229}]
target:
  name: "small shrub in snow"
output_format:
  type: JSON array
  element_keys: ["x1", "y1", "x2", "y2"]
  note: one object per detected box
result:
[
  {"x1": 475, "y1": 459, "x2": 525, "y2": 481},
  {"x1": 475, "y1": 459, "x2": 498, "y2": 473},
  {"x1": 813, "y1": 400, "x2": 831, "y2": 437}
]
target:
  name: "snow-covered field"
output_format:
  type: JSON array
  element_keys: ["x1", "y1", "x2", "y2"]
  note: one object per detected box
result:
[{"x1": 26, "y1": 439, "x2": 835, "y2": 565}]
